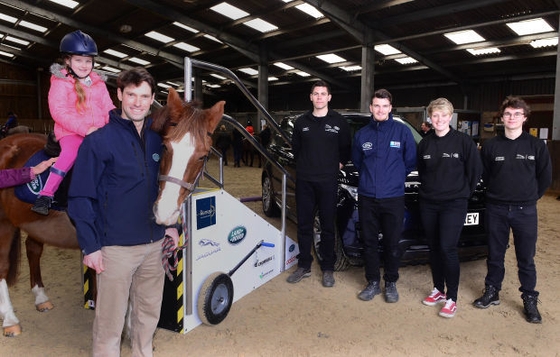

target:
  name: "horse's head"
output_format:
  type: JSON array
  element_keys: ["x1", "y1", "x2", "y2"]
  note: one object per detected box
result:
[{"x1": 152, "y1": 88, "x2": 225, "y2": 226}]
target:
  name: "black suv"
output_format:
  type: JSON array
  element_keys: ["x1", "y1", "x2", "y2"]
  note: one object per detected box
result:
[{"x1": 261, "y1": 112, "x2": 487, "y2": 270}]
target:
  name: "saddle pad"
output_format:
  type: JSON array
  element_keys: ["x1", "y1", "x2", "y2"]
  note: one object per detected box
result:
[{"x1": 14, "y1": 150, "x2": 69, "y2": 210}]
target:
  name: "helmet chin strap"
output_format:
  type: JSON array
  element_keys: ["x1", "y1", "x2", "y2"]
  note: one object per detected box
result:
[{"x1": 65, "y1": 66, "x2": 91, "y2": 80}]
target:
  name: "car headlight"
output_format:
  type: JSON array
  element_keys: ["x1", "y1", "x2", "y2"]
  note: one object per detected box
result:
[{"x1": 340, "y1": 183, "x2": 358, "y2": 202}]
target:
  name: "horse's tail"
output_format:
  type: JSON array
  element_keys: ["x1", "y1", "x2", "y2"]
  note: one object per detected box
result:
[{"x1": 6, "y1": 229, "x2": 21, "y2": 286}]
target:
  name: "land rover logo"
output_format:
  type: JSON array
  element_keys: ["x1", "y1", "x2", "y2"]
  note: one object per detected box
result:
[{"x1": 228, "y1": 226, "x2": 247, "y2": 244}]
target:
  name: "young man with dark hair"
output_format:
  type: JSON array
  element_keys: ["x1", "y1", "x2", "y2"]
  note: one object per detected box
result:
[
  {"x1": 68, "y1": 67, "x2": 179, "y2": 355},
  {"x1": 473, "y1": 96, "x2": 552, "y2": 324},
  {"x1": 287, "y1": 80, "x2": 351, "y2": 288},
  {"x1": 352, "y1": 88, "x2": 417, "y2": 303}
]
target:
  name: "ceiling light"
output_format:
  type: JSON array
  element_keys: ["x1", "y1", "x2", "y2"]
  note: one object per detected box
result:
[
  {"x1": 104, "y1": 49, "x2": 127, "y2": 58},
  {"x1": 211, "y1": 73, "x2": 227, "y2": 80},
  {"x1": 145, "y1": 31, "x2": 174, "y2": 43},
  {"x1": 316, "y1": 54, "x2": 345, "y2": 64},
  {"x1": 204, "y1": 34, "x2": 222, "y2": 43},
  {"x1": 0, "y1": 13, "x2": 17, "y2": 23},
  {"x1": 374, "y1": 44, "x2": 401, "y2": 55},
  {"x1": 128, "y1": 57, "x2": 150, "y2": 65},
  {"x1": 530, "y1": 37, "x2": 558, "y2": 48},
  {"x1": 173, "y1": 22, "x2": 199, "y2": 33},
  {"x1": 206, "y1": 84, "x2": 221, "y2": 88},
  {"x1": 173, "y1": 42, "x2": 200, "y2": 52},
  {"x1": 244, "y1": 18, "x2": 278, "y2": 33},
  {"x1": 507, "y1": 18, "x2": 553, "y2": 36},
  {"x1": 239, "y1": 67, "x2": 259, "y2": 75},
  {"x1": 274, "y1": 62, "x2": 294, "y2": 70},
  {"x1": 466, "y1": 47, "x2": 501, "y2": 55},
  {"x1": 48, "y1": 0, "x2": 78, "y2": 9},
  {"x1": 5, "y1": 36, "x2": 30, "y2": 46},
  {"x1": 158, "y1": 83, "x2": 172, "y2": 89},
  {"x1": 19, "y1": 21, "x2": 48, "y2": 33},
  {"x1": 295, "y1": 4, "x2": 323, "y2": 19},
  {"x1": 395, "y1": 57, "x2": 418, "y2": 64},
  {"x1": 340, "y1": 65, "x2": 362, "y2": 72},
  {"x1": 101, "y1": 66, "x2": 121, "y2": 73},
  {"x1": 268, "y1": 76, "x2": 279, "y2": 81},
  {"x1": 0, "y1": 50, "x2": 15, "y2": 58},
  {"x1": 296, "y1": 71, "x2": 310, "y2": 77},
  {"x1": 210, "y1": 2, "x2": 249, "y2": 20},
  {"x1": 444, "y1": 30, "x2": 485, "y2": 45}
]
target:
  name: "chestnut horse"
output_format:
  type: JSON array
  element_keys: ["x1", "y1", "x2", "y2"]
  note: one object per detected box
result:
[
  {"x1": 0, "y1": 133, "x2": 77, "y2": 337},
  {"x1": 0, "y1": 88, "x2": 224, "y2": 337},
  {"x1": 152, "y1": 88, "x2": 224, "y2": 225}
]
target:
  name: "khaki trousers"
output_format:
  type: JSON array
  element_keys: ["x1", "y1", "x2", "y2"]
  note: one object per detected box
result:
[{"x1": 92, "y1": 241, "x2": 164, "y2": 357}]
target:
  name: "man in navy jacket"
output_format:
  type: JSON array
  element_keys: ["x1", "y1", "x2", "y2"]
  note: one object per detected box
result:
[
  {"x1": 352, "y1": 89, "x2": 416, "y2": 303},
  {"x1": 68, "y1": 68, "x2": 179, "y2": 356}
]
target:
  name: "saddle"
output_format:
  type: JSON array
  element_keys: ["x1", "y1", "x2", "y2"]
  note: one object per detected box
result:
[{"x1": 14, "y1": 133, "x2": 72, "y2": 210}]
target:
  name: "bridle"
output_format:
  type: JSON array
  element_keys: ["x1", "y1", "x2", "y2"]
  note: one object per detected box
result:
[{"x1": 158, "y1": 130, "x2": 214, "y2": 192}]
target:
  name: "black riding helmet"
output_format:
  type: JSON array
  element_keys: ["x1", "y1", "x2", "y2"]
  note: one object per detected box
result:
[{"x1": 59, "y1": 30, "x2": 98, "y2": 56}]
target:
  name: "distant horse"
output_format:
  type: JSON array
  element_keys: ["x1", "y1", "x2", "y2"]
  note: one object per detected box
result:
[
  {"x1": 0, "y1": 89, "x2": 224, "y2": 337},
  {"x1": 242, "y1": 134, "x2": 262, "y2": 168},
  {"x1": 0, "y1": 125, "x2": 31, "y2": 139},
  {"x1": 151, "y1": 88, "x2": 224, "y2": 226},
  {"x1": 0, "y1": 133, "x2": 78, "y2": 337}
]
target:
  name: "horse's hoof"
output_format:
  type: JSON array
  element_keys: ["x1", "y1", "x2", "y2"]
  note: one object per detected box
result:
[
  {"x1": 36, "y1": 301, "x2": 54, "y2": 312},
  {"x1": 3, "y1": 324, "x2": 22, "y2": 337}
]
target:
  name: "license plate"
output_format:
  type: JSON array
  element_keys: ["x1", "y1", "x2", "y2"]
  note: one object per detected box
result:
[{"x1": 464, "y1": 212, "x2": 479, "y2": 226}]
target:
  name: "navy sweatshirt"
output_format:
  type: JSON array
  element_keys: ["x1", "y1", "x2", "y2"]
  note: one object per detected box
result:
[
  {"x1": 481, "y1": 131, "x2": 552, "y2": 206},
  {"x1": 417, "y1": 128, "x2": 482, "y2": 201},
  {"x1": 292, "y1": 109, "x2": 351, "y2": 182}
]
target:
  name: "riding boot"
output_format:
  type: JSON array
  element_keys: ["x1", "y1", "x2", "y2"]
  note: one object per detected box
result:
[{"x1": 31, "y1": 195, "x2": 53, "y2": 216}]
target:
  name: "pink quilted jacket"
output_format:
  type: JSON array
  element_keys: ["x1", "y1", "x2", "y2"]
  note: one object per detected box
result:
[{"x1": 48, "y1": 63, "x2": 115, "y2": 139}]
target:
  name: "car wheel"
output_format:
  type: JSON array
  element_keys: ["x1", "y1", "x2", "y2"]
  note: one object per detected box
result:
[
  {"x1": 262, "y1": 173, "x2": 280, "y2": 217},
  {"x1": 312, "y1": 211, "x2": 351, "y2": 271}
]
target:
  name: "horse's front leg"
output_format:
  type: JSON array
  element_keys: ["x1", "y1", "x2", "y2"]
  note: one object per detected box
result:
[
  {"x1": 25, "y1": 238, "x2": 54, "y2": 312},
  {"x1": 0, "y1": 279, "x2": 21, "y2": 336}
]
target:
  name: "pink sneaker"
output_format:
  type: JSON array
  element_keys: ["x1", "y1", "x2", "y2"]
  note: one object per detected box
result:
[
  {"x1": 422, "y1": 288, "x2": 446, "y2": 306},
  {"x1": 439, "y1": 299, "x2": 457, "y2": 318}
]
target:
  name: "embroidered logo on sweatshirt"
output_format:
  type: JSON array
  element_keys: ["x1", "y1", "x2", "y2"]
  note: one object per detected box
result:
[
  {"x1": 442, "y1": 152, "x2": 460, "y2": 159},
  {"x1": 495, "y1": 156, "x2": 505, "y2": 161},
  {"x1": 324, "y1": 124, "x2": 340, "y2": 133},
  {"x1": 390, "y1": 141, "x2": 401, "y2": 148},
  {"x1": 302, "y1": 126, "x2": 310, "y2": 132},
  {"x1": 516, "y1": 154, "x2": 535, "y2": 160},
  {"x1": 362, "y1": 142, "x2": 373, "y2": 151}
]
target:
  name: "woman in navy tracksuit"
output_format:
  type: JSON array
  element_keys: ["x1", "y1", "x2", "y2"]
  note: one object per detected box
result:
[{"x1": 417, "y1": 97, "x2": 482, "y2": 318}]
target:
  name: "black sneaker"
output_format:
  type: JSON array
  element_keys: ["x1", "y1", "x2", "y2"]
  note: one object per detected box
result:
[
  {"x1": 521, "y1": 293, "x2": 542, "y2": 324},
  {"x1": 358, "y1": 281, "x2": 381, "y2": 301},
  {"x1": 31, "y1": 195, "x2": 53, "y2": 216},
  {"x1": 322, "y1": 271, "x2": 335, "y2": 287},
  {"x1": 286, "y1": 267, "x2": 311, "y2": 283},
  {"x1": 384, "y1": 281, "x2": 399, "y2": 303},
  {"x1": 473, "y1": 285, "x2": 500, "y2": 309}
]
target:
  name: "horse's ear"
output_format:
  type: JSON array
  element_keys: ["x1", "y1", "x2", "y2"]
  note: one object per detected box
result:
[
  {"x1": 150, "y1": 106, "x2": 168, "y2": 134},
  {"x1": 167, "y1": 88, "x2": 184, "y2": 114},
  {"x1": 208, "y1": 101, "x2": 226, "y2": 132}
]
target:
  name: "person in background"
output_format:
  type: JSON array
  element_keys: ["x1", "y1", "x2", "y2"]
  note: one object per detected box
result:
[
  {"x1": 245, "y1": 120, "x2": 255, "y2": 135},
  {"x1": 68, "y1": 67, "x2": 179, "y2": 356},
  {"x1": 287, "y1": 80, "x2": 351, "y2": 288},
  {"x1": 260, "y1": 123, "x2": 271, "y2": 148},
  {"x1": 417, "y1": 98, "x2": 482, "y2": 318},
  {"x1": 31, "y1": 30, "x2": 115, "y2": 215},
  {"x1": 0, "y1": 158, "x2": 57, "y2": 189},
  {"x1": 232, "y1": 128, "x2": 243, "y2": 167},
  {"x1": 215, "y1": 124, "x2": 232, "y2": 165},
  {"x1": 352, "y1": 88, "x2": 416, "y2": 303},
  {"x1": 473, "y1": 96, "x2": 551, "y2": 324},
  {"x1": 1, "y1": 111, "x2": 18, "y2": 136},
  {"x1": 420, "y1": 121, "x2": 433, "y2": 136}
]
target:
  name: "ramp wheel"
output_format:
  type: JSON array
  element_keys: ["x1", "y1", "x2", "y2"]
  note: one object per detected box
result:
[{"x1": 197, "y1": 272, "x2": 234, "y2": 325}]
